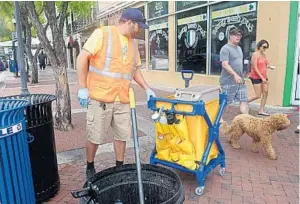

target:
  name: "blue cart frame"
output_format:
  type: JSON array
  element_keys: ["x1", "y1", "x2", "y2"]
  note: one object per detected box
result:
[{"x1": 147, "y1": 92, "x2": 227, "y2": 196}]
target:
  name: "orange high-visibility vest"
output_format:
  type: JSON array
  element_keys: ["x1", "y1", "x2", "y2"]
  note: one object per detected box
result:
[{"x1": 87, "y1": 26, "x2": 137, "y2": 103}]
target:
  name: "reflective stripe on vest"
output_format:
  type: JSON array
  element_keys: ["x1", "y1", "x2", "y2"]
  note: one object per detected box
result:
[
  {"x1": 89, "y1": 65, "x2": 132, "y2": 80},
  {"x1": 89, "y1": 26, "x2": 137, "y2": 81}
]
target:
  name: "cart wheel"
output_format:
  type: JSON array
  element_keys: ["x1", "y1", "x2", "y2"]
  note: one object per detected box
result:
[
  {"x1": 195, "y1": 186, "x2": 205, "y2": 196},
  {"x1": 219, "y1": 167, "x2": 226, "y2": 176}
]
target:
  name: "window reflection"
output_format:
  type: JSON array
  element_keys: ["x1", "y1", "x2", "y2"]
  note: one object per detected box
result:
[
  {"x1": 210, "y1": 1, "x2": 257, "y2": 75},
  {"x1": 148, "y1": 18, "x2": 169, "y2": 70},
  {"x1": 176, "y1": 7, "x2": 207, "y2": 74}
]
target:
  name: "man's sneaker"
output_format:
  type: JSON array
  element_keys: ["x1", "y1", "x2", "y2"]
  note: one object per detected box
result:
[{"x1": 86, "y1": 167, "x2": 96, "y2": 180}]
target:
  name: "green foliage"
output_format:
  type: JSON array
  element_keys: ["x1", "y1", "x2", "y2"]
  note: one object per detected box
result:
[
  {"x1": 0, "y1": 2, "x2": 14, "y2": 41},
  {"x1": 68, "y1": 1, "x2": 96, "y2": 18},
  {"x1": 0, "y1": 1, "x2": 14, "y2": 18},
  {"x1": 0, "y1": 1, "x2": 96, "y2": 41},
  {"x1": 34, "y1": 1, "x2": 46, "y2": 25}
]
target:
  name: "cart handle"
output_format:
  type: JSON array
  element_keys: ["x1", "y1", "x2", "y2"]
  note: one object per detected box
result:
[{"x1": 181, "y1": 70, "x2": 194, "y2": 88}]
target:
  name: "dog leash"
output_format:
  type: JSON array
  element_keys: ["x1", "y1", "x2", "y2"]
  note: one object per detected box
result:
[{"x1": 286, "y1": 106, "x2": 300, "y2": 118}]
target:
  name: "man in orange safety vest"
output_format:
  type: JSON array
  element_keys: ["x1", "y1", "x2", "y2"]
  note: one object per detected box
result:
[{"x1": 76, "y1": 8, "x2": 156, "y2": 179}]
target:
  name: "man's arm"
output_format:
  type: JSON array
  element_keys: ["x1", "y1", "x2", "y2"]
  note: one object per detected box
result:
[
  {"x1": 133, "y1": 68, "x2": 149, "y2": 90},
  {"x1": 220, "y1": 48, "x2": 238, "y2": 76},
  {"x1": 76, "y1": 28, "x2": 103, "y2": 89},
  {"x1": 220, "y1": 47, "x2": 242, "y2": 84},
  {"x1": 221, "y1": 61, "x2": 238, "y2": 76},
  {"x1": 76, "y1": 49, "x2": 92, "y2": 88}
]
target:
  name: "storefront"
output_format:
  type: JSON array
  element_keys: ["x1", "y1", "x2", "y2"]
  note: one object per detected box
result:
[
  {"x1": 138, "y1": 1, "x2": 297, "y2": 106},
  {"x1": 290, "y1": 4, "x2": 300, "y2": 106},
  {"x1": 73, "y1": 1, "x2": 298, "y2": 106}
]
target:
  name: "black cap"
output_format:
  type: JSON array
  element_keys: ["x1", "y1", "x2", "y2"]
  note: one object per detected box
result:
[
  {"x1": 229, "y1": 28, "x2": 243, "y2": 35},
  {"x1": 120, "y1": 8, "x2": 148, "y2": 29}
]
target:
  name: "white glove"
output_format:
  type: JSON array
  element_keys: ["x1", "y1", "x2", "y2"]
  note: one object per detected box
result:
[{"x1": 146, "y1": 88, "x2": 156, "y2": 101}]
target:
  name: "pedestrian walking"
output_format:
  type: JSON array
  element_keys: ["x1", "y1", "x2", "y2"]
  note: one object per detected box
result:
[
  {"x1": 219, "y1": 27, "x2": 249, "y2": 115},
  {"x1": 38, "y1": 50, "x2": 47, "y2": 70},
  {"x1": 248, "y1": 40, "x2": 276, "y2": 116}
]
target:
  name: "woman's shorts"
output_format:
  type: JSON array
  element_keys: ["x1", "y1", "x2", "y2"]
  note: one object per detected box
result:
[{"x1": 249, "y1": 77, "x2": 268, "y2": 84}]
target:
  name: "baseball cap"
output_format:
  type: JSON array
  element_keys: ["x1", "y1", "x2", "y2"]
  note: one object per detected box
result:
[
  {"x1": 120, "y1": 8, "x2": 149, "y2": 29},
  {"x1": 229, "y1": 28, "x2": 243, "y2": 35}
]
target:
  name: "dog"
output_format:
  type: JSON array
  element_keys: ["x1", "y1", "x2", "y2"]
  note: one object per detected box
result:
[{"x1": 220, "y1": 113, "x2": 291, "y2": 160}]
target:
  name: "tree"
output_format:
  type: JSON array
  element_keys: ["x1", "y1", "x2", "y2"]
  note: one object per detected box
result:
[
  {"x1": 0, "y1": 2, "x2": 14, "y2": 41},
  {"x1": 0, "y1": 2, "x2": 41, "y2": 83},
  {"x1": 25, "y1": 1, "x2": 95, "y2": 131},
  {"x1": 20, "y1": 2, "x2": 47, "y2": 84}
]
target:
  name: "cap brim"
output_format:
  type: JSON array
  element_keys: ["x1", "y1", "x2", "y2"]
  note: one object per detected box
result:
[{"x1": 138, "y1": 22, "x2": 149, "y2": 29}]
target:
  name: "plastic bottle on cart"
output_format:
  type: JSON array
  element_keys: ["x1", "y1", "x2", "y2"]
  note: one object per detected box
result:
[{"x1": 159, "y1": 113, "x2": 170, "y2": 136}]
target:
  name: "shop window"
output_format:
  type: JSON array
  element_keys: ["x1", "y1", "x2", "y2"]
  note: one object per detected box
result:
[
  {"x1": 210, "y1": 1, "x2": 257, "y2": 75},
  {"x1": 136, "y1": 6, "x2": 146, "y2": 69},
  {"x1": 148, "y1": 17, "x2": 169, "y2": 70},
  {"x1": 147, "y1": 1, "x2": 168, "y2": 19},
  {"x1": 176, "y1": 1, "x2": 207, "y2": 11},
  {"x1": 176, "y1": 7, "x2": 207, "y2": 74}
]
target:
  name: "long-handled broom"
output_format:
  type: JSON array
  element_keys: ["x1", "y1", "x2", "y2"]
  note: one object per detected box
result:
[{"x1": 129, "y1": 88, "x2": 145, "y2": 204}]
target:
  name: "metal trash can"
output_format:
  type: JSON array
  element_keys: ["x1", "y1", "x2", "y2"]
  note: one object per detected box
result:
[
  {"x1": 0, "y1": 99, "x2": 36, "y2": 204},
  {"x1": 1, "y1": 94, "x2": 59, "y2": 203},
  {"x1": 72, "y1": 164, "x2": 185, "y2": 204},
  {"x1": 9, "y1": 59, "x2": 18, "y2": 73}
]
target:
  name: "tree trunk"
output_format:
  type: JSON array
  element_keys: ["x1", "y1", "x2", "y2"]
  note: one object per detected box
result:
[
  {"x1": 31, "y1": 56, "x2": 38, "y2": 83},
  {"x1": 20, "y1": 3, "x2": 38, "y2": 84},
  {"x1": 53, "y1": 65, "x2": 73, "y2": 131},
  {"x1": 25, "y1": 1, "x2": 73, "y2": 131},
  {"x1": 31, "y1": 44, "x2": 43, "y2": 84}
]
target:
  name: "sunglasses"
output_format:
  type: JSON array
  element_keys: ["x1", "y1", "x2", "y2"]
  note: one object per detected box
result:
[
  {"x1": 262, "y1": 46, "x2": 268, "y2": 49},
  {"x1": 233, "y1": 33, "x2": 242, "y2": 37}
]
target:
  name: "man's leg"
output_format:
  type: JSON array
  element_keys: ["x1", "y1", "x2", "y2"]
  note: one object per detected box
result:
[
  {"x1": 112, "y1": 102, "x2": 132, "y2": 166},
  {"x1": 237, "y1": 84, "x2": 249, "y2": 114},
  {"x1": 86, "y1": 100, "x2": 113, "y2": 179},
  {"x1": 220, "y1": 84, "x2": 235, "y2": 123},
  {"x1": 114, "y1": 140, "x2": 126, "y2": 166},
  {"x1": 85, "y1": 140, "x2": 98, "y2": 179}
]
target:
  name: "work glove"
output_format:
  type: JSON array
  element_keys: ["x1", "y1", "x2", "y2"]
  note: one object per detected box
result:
[
  {"x1": 78, "y1": 88, "x2": 89, "y2": 108},
  {"x1": 146, "y1": 88, "x2": 156, "y2": 101}
]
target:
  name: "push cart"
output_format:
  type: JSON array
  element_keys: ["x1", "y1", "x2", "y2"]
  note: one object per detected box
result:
[{"x1": 148, "y1": 70, "x2": 227, "y2": 196}]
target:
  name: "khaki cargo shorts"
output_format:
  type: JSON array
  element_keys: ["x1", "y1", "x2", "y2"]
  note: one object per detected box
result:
[{"x1": 86, "y1": 99, "x2": 132, "y2": 145}]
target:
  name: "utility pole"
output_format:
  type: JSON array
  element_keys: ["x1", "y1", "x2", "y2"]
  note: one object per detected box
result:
[
  {"x1": 12, "y1": 19, "x2": 18, "y2": 78},
  {"x1": 14, "y1": 1, "x2": 30, "y2": 95}
]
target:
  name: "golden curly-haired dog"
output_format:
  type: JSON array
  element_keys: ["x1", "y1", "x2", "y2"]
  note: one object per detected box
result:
[{"x1": 220, "y1": 113, "x2": 290, "y2": 160}]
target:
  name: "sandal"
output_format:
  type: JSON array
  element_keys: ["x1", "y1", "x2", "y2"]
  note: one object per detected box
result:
[{"x1": 258, "y1": 112, "x2": 270, "y2": 116}]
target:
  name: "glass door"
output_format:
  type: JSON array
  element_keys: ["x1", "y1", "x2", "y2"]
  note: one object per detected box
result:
[{"x1": 292, "y1": 8, "x2": 300, "y2": 105}]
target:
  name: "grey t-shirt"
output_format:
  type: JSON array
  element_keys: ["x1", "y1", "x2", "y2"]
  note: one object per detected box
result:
[{"x1": 219, "y1": 43, "x2": 243, "y2": 85}]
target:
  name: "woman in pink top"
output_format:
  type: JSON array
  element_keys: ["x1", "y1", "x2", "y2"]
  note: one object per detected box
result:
[{"x1": 248, "y1": 40, "x2": 275, "y2": 116}]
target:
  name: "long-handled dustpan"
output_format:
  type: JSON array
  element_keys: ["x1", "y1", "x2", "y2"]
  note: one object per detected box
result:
[{"x1": 129, "y1": 88, "x2": 145, "y2": 204}]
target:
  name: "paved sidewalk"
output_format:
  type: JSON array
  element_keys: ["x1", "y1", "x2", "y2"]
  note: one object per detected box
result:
[{"x1": 1, "y1": 68, "x2": 299, "y2": 204}]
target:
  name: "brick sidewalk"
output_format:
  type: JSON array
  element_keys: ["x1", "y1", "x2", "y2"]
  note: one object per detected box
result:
[
  {"x1": 44, "y1": 110, "x2": 298, "y2": 204},
  {"x1": 1, "y1": 68, "x2": 299, "y2": 204}
]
